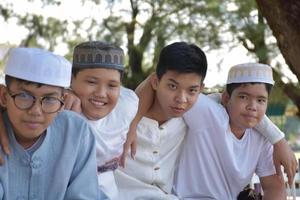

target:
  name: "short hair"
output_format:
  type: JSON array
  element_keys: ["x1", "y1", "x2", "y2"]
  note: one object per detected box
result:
[
  {"x1": 156, "y1": 42, "x2": 207, "y2": 80},
  {"x1": 5, "y1": 75, "x2": 64, "y2": 93},
  {"x1": 226, "y1": 82, "x2": 273, "y2": 96}
]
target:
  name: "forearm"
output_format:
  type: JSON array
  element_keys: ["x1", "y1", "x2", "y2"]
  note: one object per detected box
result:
[
  {"x1": 134, "y1": 73, "x2": 155, "y2": 122},
  {"x1": 254, "y1": 115, "x2": 284, "y2": 144}
]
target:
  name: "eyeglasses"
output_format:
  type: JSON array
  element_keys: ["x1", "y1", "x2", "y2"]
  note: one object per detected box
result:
[{"x1": 7, "y1": 90, "x2": 64, "y2": 114}]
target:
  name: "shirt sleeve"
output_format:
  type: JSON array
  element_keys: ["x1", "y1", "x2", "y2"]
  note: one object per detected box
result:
[
  {"x1": 254, "y1": 115, "x2": 285, "y2": 144},
  {"x1": 255, "y1": 139, "x2": 276, "y2": 177},
  {"x1": 64, "y1": 123, "x2": 99, "y2": 200}
]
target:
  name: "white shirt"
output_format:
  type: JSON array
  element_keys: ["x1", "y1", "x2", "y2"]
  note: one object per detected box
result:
[
  {"x1": 87, "y1": 87, "x2": 139, "y2": 200},
  {"x1": 115, "y1": 116, "x2": 187, "y2": 200},
  {"x1": 174, "y1": 94, "x2": 275, "y2": 200}
]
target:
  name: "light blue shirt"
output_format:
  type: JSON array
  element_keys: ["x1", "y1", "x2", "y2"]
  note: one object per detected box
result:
[{"x1": 0, "y1": 111, "x2": 99, "y2": 200}]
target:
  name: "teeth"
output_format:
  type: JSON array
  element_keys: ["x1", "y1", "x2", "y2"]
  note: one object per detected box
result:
[{"x1": 91, "y1": 99, "x2": 105, "y2": 106}]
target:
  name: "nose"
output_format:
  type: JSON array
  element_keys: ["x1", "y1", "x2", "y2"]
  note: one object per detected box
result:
[
  {"x1": 27, "y1": 100, "x2": 43, "y2": 116},
  {"x1": 94, "y1": 86, "x2": 107, "y2": 98},
  {"x1": 246, "y1": 99, "x2": 257, "y2": 111},
  {"x1": 175, "y1": 91, "x2": 188, "y2": 104}
]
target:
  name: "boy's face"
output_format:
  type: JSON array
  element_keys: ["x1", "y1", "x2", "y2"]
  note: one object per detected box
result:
[
  {"x1": 71, "y1": 68, "x2": 121, "y2": 120},
  {"x1": 152, "y1": 70, "x2": 203, "y2": 120},
  {"x1": 0, "y1": 80, "x2": 63, "y2": 148},
  {"x1": 223, "y1": 83, "x2": 268, "y2": 135}
]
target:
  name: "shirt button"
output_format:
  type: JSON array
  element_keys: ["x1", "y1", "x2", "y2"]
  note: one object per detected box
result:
[
  {"x1": 153, "y1": 151, "x2": 158, "y2": 154},
  {"x1": 159, "y1": 126, "x2": 164, "y2": 130},
  {"x1": 154, "y1": 167, "x2": 160, "y2": 170}
]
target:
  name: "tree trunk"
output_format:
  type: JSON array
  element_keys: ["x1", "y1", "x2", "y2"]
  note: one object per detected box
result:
[{"x1": 256, "y1": 0, "x2": 300, "y2": 114}]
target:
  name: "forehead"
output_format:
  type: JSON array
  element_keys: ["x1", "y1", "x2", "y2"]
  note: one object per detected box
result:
[
  {"x1": 160, "y1": 70, "x2": 203, "y2": 84},
  {"x1": 234, "y1": 83, "x2": 268, "y2": 95},
  {"x1": 9, "y1": 80, "x2": 63, "y2": 95},
  {"x1": 74, "y1": 68, "x2": 121, "y2": 81}
]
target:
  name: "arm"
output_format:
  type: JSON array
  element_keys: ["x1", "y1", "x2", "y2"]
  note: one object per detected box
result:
[
  {"x1": 260, "y1": 174, "x2": 286, "y2": 200},
  {"x1": 120, "y1": 74, "x2": 155, "y2": 167},
  {"x1": 0, "y1": 84, "x2": 11, "y2": 164},
  {"x1": 254, "y1": 116, "x2": 297, "y2": 186}
]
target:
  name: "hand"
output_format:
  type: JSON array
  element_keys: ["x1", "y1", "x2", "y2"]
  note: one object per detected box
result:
[
  {"x1": 0, "y1": 110, "x2": 10, "y2": 165},
  {"x1": 119, "y1": 122, "x2": 137, "y2": 168},
  {"x1": 273, "y1": 138, "x2": 297, "y2": 186},
  {"x1": 63, "y1": 89, "x2": 82, "y2": 113}
]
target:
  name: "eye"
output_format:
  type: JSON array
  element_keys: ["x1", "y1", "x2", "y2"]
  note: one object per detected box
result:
[
  {"x1": 189, "y1": 88, "x2": 199, "y2": 95},
  {"x1": 257, "y1": 98, "x2": 267, "y2": 104},
  {"x1": 85, "y1": 79, "x2": 97, "y2": 85},
  {"x1": 15, "y1": 92, "x2": 34, "y2": 101},
  {"x1": 168, "y1": 84, "x2": 177, "y2": 90},
  {"x1": 42, "y1": 96, "x2": 61, "y2": 106},
  {"x1": 238, "y1": 95, "x2": 247, "y2": 100}
]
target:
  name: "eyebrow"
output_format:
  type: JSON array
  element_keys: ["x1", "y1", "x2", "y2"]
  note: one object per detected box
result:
[
  {"x1": 19, "y1": 88, "x2": 62, "y2": 97},
  {"x1": 238, "y1": 91, "x2": 268, "y2": 99},
  {"x1": 168, "y1": 78, "x2": 200, "y2": 88}
]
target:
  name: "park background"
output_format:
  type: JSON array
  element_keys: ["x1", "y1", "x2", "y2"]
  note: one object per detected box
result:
[{"x1": 1, "y1": 0, "x2": 300, "y2": 196}]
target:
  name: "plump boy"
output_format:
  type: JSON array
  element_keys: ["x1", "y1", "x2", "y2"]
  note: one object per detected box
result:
[{"x1": 0, "y1": 48, "x2": 98, "y2": 199}]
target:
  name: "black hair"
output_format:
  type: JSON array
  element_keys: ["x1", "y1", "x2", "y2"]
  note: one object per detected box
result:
[
  {"x1": 156, "y1": 42, "x2": 207, "y2": 81},
  {"x1": 226, "y1": 82, "x2": 273, "y2": 96},
  {"x1": 5, "y1": 75, "x2": 64, "y2": 94}
]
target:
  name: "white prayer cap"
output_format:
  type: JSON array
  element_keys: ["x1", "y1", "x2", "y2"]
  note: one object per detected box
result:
[
  {"x1": 4, "y1": 47, "x2": 71, "y2": 87},
  {"x1": 226, "y1": 63, "x2": 274, "y2": 85}
]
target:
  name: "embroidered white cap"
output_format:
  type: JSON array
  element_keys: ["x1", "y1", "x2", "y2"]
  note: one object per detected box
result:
[
  {"x1": 226, "y1": 63, "x2": 274, "y2": 85},
  {"x1": 4, "y1": 47, "x2": 72, "y2": 87}
]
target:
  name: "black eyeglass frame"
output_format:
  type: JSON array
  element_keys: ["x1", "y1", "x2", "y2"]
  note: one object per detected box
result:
[{"x1": 7, "y1": 90, "x2": 64, "y2": 114}]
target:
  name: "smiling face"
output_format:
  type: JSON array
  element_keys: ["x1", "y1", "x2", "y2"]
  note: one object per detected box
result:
[
  {"x1": 0, "y1": 80, "x2": 63, "y2": 148},
  {"x1": 71, "y1": 68, "x2": 121, "y2": 120},
  {"x1": 149, "y1": 70, "x2": 203, "y2": 124},
  {"x1": 222, "y1": 83, "x2": 269, "y2": 138}
]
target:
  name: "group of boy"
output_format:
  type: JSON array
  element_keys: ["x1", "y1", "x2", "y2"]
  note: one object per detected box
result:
[{"x1": 0, "y1": 40, "x2": 297, "y2": 200}]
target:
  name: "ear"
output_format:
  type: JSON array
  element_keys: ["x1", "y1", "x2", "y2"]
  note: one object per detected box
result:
[
  {"x1": 150, "y1": 74, "x2": 159, "y2": 91},
  {"x1": 199, "y1": 83, "x2": 205, "y2": 93},
  {"x1": 221, "y1": 91, "x2": 230, "y2": 106},
  {"x1": 0, "y1": 85, "x2": 8, "y2": 108}
]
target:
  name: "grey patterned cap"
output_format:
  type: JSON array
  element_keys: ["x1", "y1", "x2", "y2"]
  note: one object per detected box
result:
[{"x1": 72, "y1": 41, "x2": 124, "y2": 71}]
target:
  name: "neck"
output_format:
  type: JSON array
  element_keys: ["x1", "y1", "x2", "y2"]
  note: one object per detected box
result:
[
  {"x1": 145, "y1": 99, "x2": 169, "y2": 125},
  {"x1": 229, "y1": 123, "x2": 246, "y2": 139}
]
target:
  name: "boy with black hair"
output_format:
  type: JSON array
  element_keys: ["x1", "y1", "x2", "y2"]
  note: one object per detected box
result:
[
  {"x1": 115, "y1": 41, "x2": 207, "y2": 199},
  {"x1": 0, "y1": 47, "x2": 99, "y2": 199},
  {"x1": 174, "y1": 63, "x2": 286, "y2": 199}
]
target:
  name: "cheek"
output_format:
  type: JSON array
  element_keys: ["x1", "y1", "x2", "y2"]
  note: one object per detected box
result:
[{"x1": 108, "y1": 89, "x2": 120, "y2": 105}]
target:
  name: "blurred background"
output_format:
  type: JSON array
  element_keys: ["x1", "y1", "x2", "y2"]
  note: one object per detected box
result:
[{"x1": 1, "y1": 0, "x2": 300, "y2": 194}]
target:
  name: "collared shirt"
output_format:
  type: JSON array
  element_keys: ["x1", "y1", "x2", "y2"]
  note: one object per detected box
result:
[
  {"x1": 87, "y1": 87, "x2": 138, "y2": 200},
  {"x1": 115, "y1": 116, "x2": 187, "y2": 200},
  {"x1": 174, "y1": 94, "x2": 275, "y2": 200},
  {"x1": 0, "y1": 111, "x2": 99, "y2": 200}
]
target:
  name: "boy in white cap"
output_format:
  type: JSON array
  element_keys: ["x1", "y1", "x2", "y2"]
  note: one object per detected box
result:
[
  {"x1": 174, "y1": 63, "x2": 286, "y2": 199},
  {"x1": 0, "y1": 47, "x2": 99, "y2": 199},
  {"x1": 68, "y1": 41, "x2": 138, "y2": 199}
]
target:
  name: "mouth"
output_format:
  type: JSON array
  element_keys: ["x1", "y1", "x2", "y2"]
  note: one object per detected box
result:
[
  {"x1": 171, "y1": 106, "x2": 185, "y2": 114},
  {"x1": 24, "y1": 121, "x2": 43, "y2": 129},
  {"x1": 90, "y1": 99, "x2": 107, "y2": 108},
  {"x1": 243, "y1": 114, "x2": 257, "y2": 120}
]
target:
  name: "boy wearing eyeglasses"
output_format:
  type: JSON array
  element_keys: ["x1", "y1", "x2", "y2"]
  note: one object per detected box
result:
[{"x1": 0, "y1": 47, "x2": 99, "y2": 199}]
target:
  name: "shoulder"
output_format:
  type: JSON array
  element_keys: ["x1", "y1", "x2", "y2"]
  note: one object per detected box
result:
[
  {"x1": 112, "y1": 86, "x2": 139, "y2": 118},
  {"x1": 118, "y1": 86, "x2": 139, "y2": 109},
  {"x1": 52, "y1": 111, "x2": 92, "y2": 135}
]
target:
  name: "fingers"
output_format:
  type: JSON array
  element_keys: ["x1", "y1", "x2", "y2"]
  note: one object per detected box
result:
[
  {"x1": 120, "y1": 142, "x2": 130, "y2": 168},
  {"x1": 63, "y1": 93, "x2": 81, "y2": 113},
  {"x1": 130, "y1": 141, "x2": 136, "y2": 159},
  {"x1": 274, "y1": 160, "x2": 283, "y2": 178}
]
